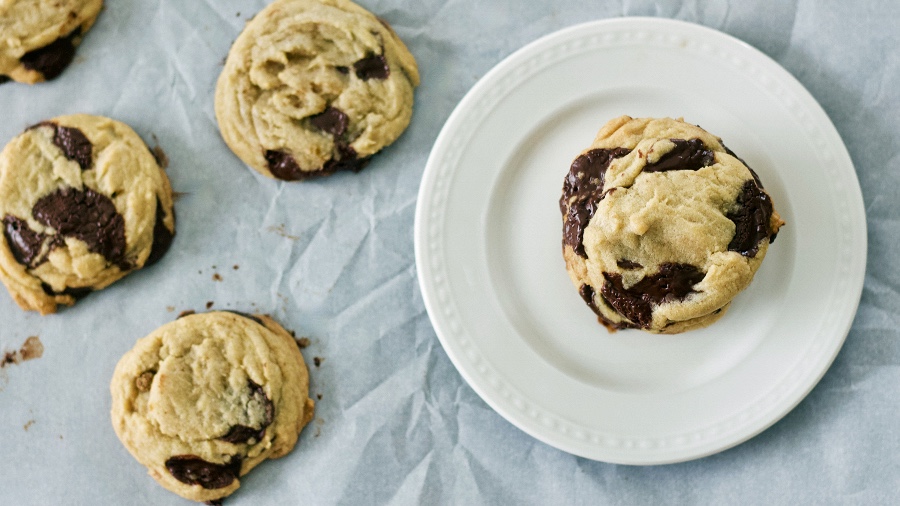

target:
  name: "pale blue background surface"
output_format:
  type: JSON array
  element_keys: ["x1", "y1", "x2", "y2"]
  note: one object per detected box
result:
[{"x1": 0, "y1": 0, "x2": 897, "y2": 504}]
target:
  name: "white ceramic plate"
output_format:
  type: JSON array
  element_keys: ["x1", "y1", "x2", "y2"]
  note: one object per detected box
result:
[{"x1": 414, "y1": 17, "x2": 866, "y2": 464}]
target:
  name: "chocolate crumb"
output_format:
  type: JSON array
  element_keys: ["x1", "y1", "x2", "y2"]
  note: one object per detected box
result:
[
  {"x1": 313, "y1": 357, "x2": 323, "y2": 367},
  {"x1": 206, "y1": 301, "x2": 214, "y2": 309},
  {"x1": 177, "y1": 309, "x2": 196, "y2": 319},
  {"x1": 316, "y1": 394, "x2": 322, "y2": 400},
  {"x1": 296, "y1": 337, "x2": 311, "y2": 349},
  {"x1": 233, "y1": 265, "x2": 239, "y2": 270},
  {"x1": 212, "y1": 273, "x2": 222, "y2": 282}
]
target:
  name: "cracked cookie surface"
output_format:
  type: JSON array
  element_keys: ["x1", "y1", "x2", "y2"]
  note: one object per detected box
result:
[
  {"x1": 0, "y1": 0, "x2": 103, "y2": 84},
  {"x1": 215, "y1": 0, "x2": 420, "y2": 181},
  {"x1": 0, "y1": 114, "x2": 175, "y2": 314},
  {"x1": 560, "y1": 116, "x2": 784, "y2": 333},
  {"x1": 110, "y1": 312, "x2": 315, "y2": 504}
]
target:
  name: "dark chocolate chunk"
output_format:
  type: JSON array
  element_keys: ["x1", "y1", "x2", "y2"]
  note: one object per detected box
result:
[
  {"x1": 644, "y1": 139, "x2": 714, "y2": 173},
  {"x1": 579, "y1": 284, "x2": 601, "y2": 316},
  {"x1": 219, "y1": 425, "x2": 261, "y2": 445},
  {"x1": 222, "y1": 310, "x2": 263, "y2": 325},
  {"x1": 354, "y1": 54, "x2": 389, "y2": 80},
  {"x1": 38, "y1": 282, "x2": 92, "y2": 299},
  {"x1": 165, "y1": 455, "x2": 242, "y2": 490},
  {"x1": 579, "y1": 284, "x2": 636, "y2": 331},
  {"x1": 19, "y1": 28, "x2": 81, "y2": 80},
  {"x1": 322, "y1": 144, "x2": 369, "y2": 174},
  {"x1": 32, "y1": 187, "x2": 127, "y2": 268},
  {"x1": 560, "y1": 147, "x2": 631, "y2": 257},
  {"x1": 52, "y1": 125, "x2": 93, "y2": 170},
  {"x1": 265, "y1": 150, "x2": 304, "y2": 181},
  {"x1": 145, "y1": 199, "x2": 174, "y2": 266},
  {"x1": 265, "y1": 143, "x2": 370, "y2": 181},
  {"x1": 3, "y1": 215, "x2": 46, "y2": 266},
  {"x1": 309, "y1": 107, "x2": 348, "y2": 137},
  {"x1": 335, "y1": 65, "x2": 349, "y2": 74},
  {"x1": 205, "y1": 499, "x2": 224, "y2": 506},
  {"x1": 60, "y1": 286, "x2": 92, "y2": 299},
  {"x1": 600, "y1": 263, "x2": 705, "y2": 328},
  {"x1": 616, "y1": 259, "x2": 643, "y2": 270},
  {"x1": 0, "y1": 76, "x2": 11, "y2": 84},
  {"x1": 726, "y1": 180, "x2": 774, "y2": 257}
]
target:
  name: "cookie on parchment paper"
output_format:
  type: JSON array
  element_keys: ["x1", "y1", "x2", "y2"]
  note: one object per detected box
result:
[
  {"x1": 0, "y1": 114, "x2": 175, "y2": 314},
  {"x1": 0, "y1": 0, "x2": 103, "y2": 84},
  {"x1": 110, "y1": 311, "x2": 316, "y2": 504},
  {"x1": 215, "y1": 0, "x2": 420, "y2": 181}
]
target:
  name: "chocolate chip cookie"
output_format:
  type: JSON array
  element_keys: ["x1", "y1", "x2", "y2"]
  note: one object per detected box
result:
[
  {"x1": 0, "y1": 114, "x2": 175, "y2": 314},
  {"x1": 0, "y1": 0, "x2": 103, "y2": 84},
  {"x1": 110, "y1": 312, "x2": 315, "y2": 504},
  {"x1": 560, "y1": 116, "x2": 784, "y2": 333},
  {"x1": 215, "y1": 0, "x2": 420, "y2": 181}
]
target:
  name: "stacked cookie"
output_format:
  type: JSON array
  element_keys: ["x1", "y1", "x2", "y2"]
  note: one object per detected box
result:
[{"x1": 0, "y1": 0, "x2": 419, "y2": 503}]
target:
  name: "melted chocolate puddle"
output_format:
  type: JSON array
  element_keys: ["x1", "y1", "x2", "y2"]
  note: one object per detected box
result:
[
  {"x1": 600, "y1": 263, "x2": 705, "y2": 328},
  {"x1": 644, "y1": 138, "x2": 714, "y2": 173},
  {"x1": 145, "y1": 199, "x2": 174, "y2": 266},
  {"x1": 165, "y1": 455, "x2": 242, "y2": 489},
  {"x1": 726, "y1": 180, "x2": 774, "y2": 257},
  {"x1": 20, "y1": 28, "x2": 81, "y2": 80},
  {"x1": 560, "y1": 147, "x2": 631, "y2": 258}
]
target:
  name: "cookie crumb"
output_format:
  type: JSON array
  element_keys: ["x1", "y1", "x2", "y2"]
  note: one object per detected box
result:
[
  {"x1": 1, "y1": 336, "x2": 44, "y2": 368},
  {"x1": 313, "y1": 357, "x2": 323, "y2": 367},
  {"x1": 212, "y1": 273, "x2": 223, "y2": 282},
  {"x1": 267, "y1": 224, "x2": 300, "y2": 240},
  {"x1": 166, "y1": 306, "x2": 175, "y2": 312},
  {"x1": 206, "y1": 301, "x2": 214, "y2": 309},
  {"x1": 296, "y1": 337, "x2": 311, "y2": 349},
  {"x1": 23, "y1": 420, "x2": 35, "y2": 431},
  {"x1": 177, "y1": 309, "x2": 196, "y2": 319}
]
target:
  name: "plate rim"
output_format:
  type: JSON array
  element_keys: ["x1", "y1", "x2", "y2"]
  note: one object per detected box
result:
[{"x1": 414, "y1": 16, "x2": 867, "y2": 464}]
